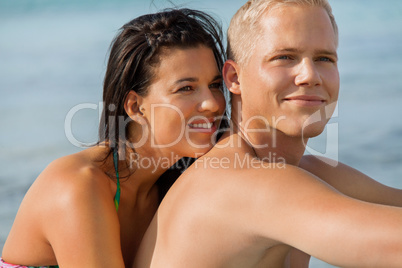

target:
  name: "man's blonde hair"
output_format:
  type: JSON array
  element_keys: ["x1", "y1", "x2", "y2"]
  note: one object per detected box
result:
[{"x1": 227, "y1": 0, "x2": 338, "y2": 65}]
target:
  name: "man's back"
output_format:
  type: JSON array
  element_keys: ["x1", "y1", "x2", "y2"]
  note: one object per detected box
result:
[
  {"x1": 134, "y1": 133, "x2": 312, "y2": 267},
  {"x1": 135, "y1": 130, "x2": 402, "y2": 267}
]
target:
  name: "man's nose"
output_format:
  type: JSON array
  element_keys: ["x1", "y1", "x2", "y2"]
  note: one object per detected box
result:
[{"x1": 295, "y1": 58, "x2": 322, "y2": 87}]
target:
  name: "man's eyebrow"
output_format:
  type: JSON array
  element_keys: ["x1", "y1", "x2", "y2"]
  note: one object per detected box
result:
[
  {"x1": 271, "y1": 48, "x2": 302, "y2": 54},
  {"x1": 269, "y1": 48, "x2": 338, "y2": 58},
  {"x1": 315, "y1": 49, "x2": 338, "y2": 59}
]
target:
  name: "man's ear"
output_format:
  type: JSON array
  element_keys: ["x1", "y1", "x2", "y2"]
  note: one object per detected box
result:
[
  {"x1": 124, "y1": 91, "x2": 146, "y2": 124},
  {"x1": 223, "y1": 59, "x2": 241, "y2": 95}
]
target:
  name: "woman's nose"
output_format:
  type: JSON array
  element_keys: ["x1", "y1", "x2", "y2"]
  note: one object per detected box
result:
[{"x1": 198, "y1": 88, "x2": 221, "y2": 113}]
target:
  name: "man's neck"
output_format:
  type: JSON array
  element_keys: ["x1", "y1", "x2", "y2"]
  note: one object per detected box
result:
[{"x1": 234, "y1": 123, "x2": 307, "y2": 166}]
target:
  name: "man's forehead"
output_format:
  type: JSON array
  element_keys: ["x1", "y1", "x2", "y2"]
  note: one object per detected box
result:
[
  {"x1": 260, "y1": 5, "x2": 329, "y2": 25},
  {"x1": 258, "y1": 5, "x2": 336, "y2": 43}
]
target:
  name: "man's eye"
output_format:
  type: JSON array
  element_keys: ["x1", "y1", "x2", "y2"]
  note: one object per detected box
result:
[
  {"x1": 275, "y1": 55, "x2": 292, "y2": 60},
  {"x1": 317, "y1": 57, "x2": 334, "y2": 62}
]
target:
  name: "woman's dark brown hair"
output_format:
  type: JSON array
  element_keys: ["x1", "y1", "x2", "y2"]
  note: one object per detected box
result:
[
  {"x1": 98, "y1": 8, "x2": 227, "y2": 197},
  {"x1": 99, "y1": 8, "x2": 225, "y2": 152}
]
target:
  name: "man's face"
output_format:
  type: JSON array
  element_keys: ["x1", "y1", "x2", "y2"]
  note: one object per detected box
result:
[{"x1": 237, "y1": 5, "x2": 339, "y2": 139}]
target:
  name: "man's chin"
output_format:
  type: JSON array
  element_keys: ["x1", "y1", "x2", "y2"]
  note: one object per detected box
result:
[
  {"x1": 303, "y1": 122, "x2": 327, "y2": 136},
  {"x1": 283, "y1": 124, "x2": 326, "y2": 139}
]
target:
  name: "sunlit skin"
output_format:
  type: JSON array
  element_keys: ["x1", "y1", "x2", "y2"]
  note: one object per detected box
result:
[
  {"x1": 1, "y1": 46, "x2": 225, "y2": 267},
  {"x1": 226, "y1": 4, "x2": 339, "y2": 165},
  {"x1": 237, "y1": 7, "x2": 339, "y2": 138},
  {"x1": 134, "y1": 6, "x2": 402, "y2": 268},
  {"x1": 134, "y1": 45, "x2": 226, "y2": 159}
]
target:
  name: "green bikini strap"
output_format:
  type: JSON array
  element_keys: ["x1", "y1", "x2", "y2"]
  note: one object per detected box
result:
[{"x1": 113, "y1": 149, "x2": 121, "y2": 212}]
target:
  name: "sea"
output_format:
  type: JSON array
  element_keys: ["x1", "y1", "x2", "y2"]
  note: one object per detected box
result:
[{"x1": 0, "y1": 0, "x2": 401, "y2": 267}]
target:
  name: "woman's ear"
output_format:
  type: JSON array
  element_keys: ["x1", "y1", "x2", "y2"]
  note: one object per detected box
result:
[
  {"x1": 124, "y1": 91, "x2": 146, "y2": 125},
  {"x1": 223, "y1": 59, "x2": 241, "y2": 95}
]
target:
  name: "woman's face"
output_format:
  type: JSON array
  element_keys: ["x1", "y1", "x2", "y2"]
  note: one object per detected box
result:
[{"x1": 139, "y1": 45, "x2": 226, "y2": 158}]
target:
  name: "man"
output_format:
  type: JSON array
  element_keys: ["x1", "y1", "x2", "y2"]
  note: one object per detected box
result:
[{"x1": 134, "y1": 1, "x2": 402, "y2": 267}]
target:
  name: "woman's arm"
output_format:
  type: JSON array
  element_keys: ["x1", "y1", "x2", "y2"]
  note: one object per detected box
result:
[
  {"x1": 34, "y1": 158, "x2": 125, "y2": 267},
  {"x1": 300, "y1": 155, "x2": 402, "y2": 206}
]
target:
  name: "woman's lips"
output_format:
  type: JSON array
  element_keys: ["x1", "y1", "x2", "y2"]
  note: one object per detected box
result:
[
  {"x1": 188, "y1": 117, "x2": 218, "y2": 133},
  {"x1": 188, "y1": 122, "x2": 214, "y2": 129}
]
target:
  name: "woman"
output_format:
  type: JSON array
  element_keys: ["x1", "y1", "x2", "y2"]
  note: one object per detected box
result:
[{"x1": 1, "y1": 8, "x2": 226, "y2": 267}]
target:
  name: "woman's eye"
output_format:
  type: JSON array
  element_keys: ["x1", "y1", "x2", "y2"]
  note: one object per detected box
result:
[
  {"x1": 177, "y1": 86, "x2": 193, "y2": 92},
  {"x1": 209, "y1": 82, "x2": 223, "y2": 90}
]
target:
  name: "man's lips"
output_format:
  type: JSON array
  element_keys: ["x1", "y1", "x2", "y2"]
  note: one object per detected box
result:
[{"x1": 283, "y1": 95, "x2": 326, "y2": 106}]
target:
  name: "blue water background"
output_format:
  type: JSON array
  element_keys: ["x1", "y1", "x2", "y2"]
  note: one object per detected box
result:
[{"x1": 0, "y1": 0, "x2": 401, "y2": 267}]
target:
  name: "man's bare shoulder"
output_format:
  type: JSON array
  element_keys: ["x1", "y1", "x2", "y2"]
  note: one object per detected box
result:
[
  {"x1": 155, "y1": 142, "x2": 350, "y2": 264},
  {"x1": 179, "y1": 136, "x2": 297, "y2": 186},
  {"x1": 165, "y1": 138, "x2": 325, "y2": 219}
]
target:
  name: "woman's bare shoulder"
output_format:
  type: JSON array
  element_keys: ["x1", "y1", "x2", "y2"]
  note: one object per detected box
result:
[
  {"x1": 4, "y1": 147, "x2": 118, "y2": 261},
  {"x1": 39, "y1": 149, "x2": 107, "y2": 187},
  {"x1": 19, "y1": 148, "x2": 115, "y2": 220}
]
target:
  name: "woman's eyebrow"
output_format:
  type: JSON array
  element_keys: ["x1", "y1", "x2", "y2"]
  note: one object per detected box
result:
[
  {"x1": 211, "y1": 74, "x2": 222, "y2": 81},
  {"x1": 174, "y1": 74, "x2": 222, "y2": 85},
  {"x1": 174, "y1": 77, "x2": 199, "y2": 85}
]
